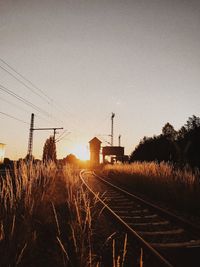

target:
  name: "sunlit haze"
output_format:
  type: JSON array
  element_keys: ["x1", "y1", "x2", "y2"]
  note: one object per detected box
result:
[
  {"x1": 70, "y1": 144, "x2": 90, "y2": 161},
  {"x1": 0, "y1": 0, "x2": 200, "y2": 160}
]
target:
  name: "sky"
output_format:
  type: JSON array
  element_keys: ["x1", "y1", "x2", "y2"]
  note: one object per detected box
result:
[{"x1": 0, "y1": 0, "x2": 200, "y2": 160}]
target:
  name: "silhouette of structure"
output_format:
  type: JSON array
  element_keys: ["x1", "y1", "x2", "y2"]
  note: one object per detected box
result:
[
  {"x1": 118, "y1": 134, "x2": 121, "y2": 146},
  {"x1": 27, "y1": 113, "x2": 63, "y2": 159},
  {"x1": 89, "y1": 113, "x2": 129, "y2": 165},
  {"x1": 27, "y1": 113, "x2": 34, "y2": 158},
  {"x1": 111, "y1": 112, "x2": 115, "y2": 146},
  {"x1": 89, "y1": 137, "x2": 101, "y2": 166},
  {"x1": 102, "y1": 146, "x2": 124, "y2": 163}
]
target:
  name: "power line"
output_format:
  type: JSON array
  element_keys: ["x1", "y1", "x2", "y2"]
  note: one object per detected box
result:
[
  {"x1": 0, "y1": 95, "x2": 30, "y2": 114},
  {"x1": 0, "y1": 58, "x2": 52, "y2": 102},
  {"x1": 0, "y1": 59, "x2": 52, "y2": 104},
  {"x1": 0, "y1": 96, "x2": 54, "y2": 124},
  {"x1": 0, "y1": 59, "x2": 92, "y2": 136},
  {"x1": 0, "y1": 59, "x2": 76, "y2": 127},
  {"x1": 56, "y1": 130, "x2": 71, "y2": 143},
  {"x1": 0, "y1": 111, "x2": 29, "y2": 124},
  {"x1": 0, "y1": 83, "x2": 50, "y2": 117}
]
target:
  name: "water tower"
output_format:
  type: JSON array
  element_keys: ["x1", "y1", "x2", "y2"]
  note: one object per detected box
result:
[
  {"x1": 0, "y1": 143, "x2": 6, "y2": 164},
  {"x1": 89, "y1": 137, "x2": 101, "y2": 166}
]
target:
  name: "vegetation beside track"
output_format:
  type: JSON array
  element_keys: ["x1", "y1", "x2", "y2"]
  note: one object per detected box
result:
[
  {"x1": 102, "y1": 162, "x2": 200, "y2": 217},
  {"x1": 0, "y1": 162, "x2": 140, "y2": 267}
]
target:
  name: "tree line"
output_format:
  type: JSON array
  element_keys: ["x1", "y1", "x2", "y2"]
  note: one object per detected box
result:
[{"x1": 130, "y1": 115, "x2": 200, "y2": 169}]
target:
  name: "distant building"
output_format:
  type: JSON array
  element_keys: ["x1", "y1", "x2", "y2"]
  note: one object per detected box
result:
[
  {"x1": 89, "y1": 137, "x2": 102, "y2": 166},
  {"x1": 102, "y1": 146, "x2": 125, "y2": 163},
  {"x1": 0, "y1": 143, "x2": 6, "y2": 164}
]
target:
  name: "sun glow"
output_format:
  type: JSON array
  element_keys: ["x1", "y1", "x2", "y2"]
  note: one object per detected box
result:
[{"x1": 71, "y1": 144, "x2": 90, "y2": 161}]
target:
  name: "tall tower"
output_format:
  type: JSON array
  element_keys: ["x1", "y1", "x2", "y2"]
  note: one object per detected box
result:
[
  {"x1": 89, "y1": 137, "x2": 102, "y2": 166},
  {"x1": 27, "y1": 113, "x2": 34, "y2": 158}
]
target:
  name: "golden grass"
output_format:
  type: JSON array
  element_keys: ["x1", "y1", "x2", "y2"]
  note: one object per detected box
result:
[
  {"x1": 0, "y1": 161, "x2": 57, "y2": 265},
  {"x1": 0, "y1": 162, "x2": 141, "y2": 266},
  {"x1": 103, "y1": 162, "x2": 200, "y2": 214}
]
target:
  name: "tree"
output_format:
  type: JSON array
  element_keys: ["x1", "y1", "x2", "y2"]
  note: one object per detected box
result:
[
  {"x1": 63, "y1": 154, "x2": 78, "y2": 165},
  {"x1": 185, "y1": 115, "x2": 200, "y2": 131},
  {"x1": 162, "y1": 123, "x2": 177, "y2": 141},
  {"x1": 130, "y1": 115, "x2": 200, "y2": 168},
  {"x1": 42, "y1": 136, "x2": 57, "y2": 162}
]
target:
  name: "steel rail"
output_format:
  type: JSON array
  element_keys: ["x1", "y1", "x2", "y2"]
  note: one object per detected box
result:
[
  {"x1": 80, "y1": 170, "x2": 174, "y2": 267},
  {"x1": 93, "y1": 172, "x2": 200, "y2": 237}
]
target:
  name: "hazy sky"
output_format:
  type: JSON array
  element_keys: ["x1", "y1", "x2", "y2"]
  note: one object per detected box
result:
[{"x1": 0, "y1": 0, "x2": 200, "y2": 160}]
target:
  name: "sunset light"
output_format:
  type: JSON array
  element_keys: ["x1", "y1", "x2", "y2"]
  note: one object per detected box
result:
[
  {"x1": 1, "y1": 1, "x2": 200, "y2": 266},
  {"x1": 71, "y1": 144, "x2": 90, "y2": 161}
]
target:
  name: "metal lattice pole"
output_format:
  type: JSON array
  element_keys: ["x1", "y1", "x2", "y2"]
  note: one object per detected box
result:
[{"x1": 27, "y1": 113, "x2": 34, "y2": 158}]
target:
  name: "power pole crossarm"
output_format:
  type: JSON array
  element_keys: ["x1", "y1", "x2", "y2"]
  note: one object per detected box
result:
[
  {"x1": 27, "y1": 113, "x2": 63, "y2": 158},
  {"x1": 33, "y1": 127, "x2": 63, "y2": 142}
]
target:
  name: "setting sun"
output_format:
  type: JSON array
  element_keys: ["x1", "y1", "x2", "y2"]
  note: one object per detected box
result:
[{"x1": 71, "y1": 144, "x2": 90, "y2": 161}]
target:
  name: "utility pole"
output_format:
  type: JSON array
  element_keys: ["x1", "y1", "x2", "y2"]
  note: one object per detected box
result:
[
  {"x1": 111, "y1": 112, "x2": 115, "y2": 146},
  {"x1": 118, "y1": 134, "x2": 121, "y2": 147},
  {"x1": 27, "y1": 113, "x2": 63, "y2": 158},
  {"x1": 27, "y1": 113, "x2": 34, "y2": 159}
]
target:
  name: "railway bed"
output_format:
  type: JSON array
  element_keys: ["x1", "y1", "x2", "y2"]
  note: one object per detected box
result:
[{"x1": 80, "y1": 170, "x2": 200, "y2": 267}]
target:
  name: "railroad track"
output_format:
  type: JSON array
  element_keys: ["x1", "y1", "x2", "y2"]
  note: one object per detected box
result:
[{"x1": 80, "y1": 170, "x2": 200, "y2": 267}]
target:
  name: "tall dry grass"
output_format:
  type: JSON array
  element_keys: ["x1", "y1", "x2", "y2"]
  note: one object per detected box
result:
[
  {"x1": 0, "y1": 161, "x2": 57, "y2": 266},
  {"x1": 0, "y1": 162, "x2": 138, "y2": 266},
  {"x1": 103, "y1": 162, "x2": 200, "y2": 215}
]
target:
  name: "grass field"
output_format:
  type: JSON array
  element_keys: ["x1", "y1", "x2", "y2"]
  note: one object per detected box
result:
[
  {"x1": 103, "y1": 162, "x2": 200, "y2": 216},
  {"x1": 0, "y1": 162, "x2": 141, "y2": 267}
]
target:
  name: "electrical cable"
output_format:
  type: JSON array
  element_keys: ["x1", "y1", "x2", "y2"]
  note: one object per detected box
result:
[
  {"x1": 0, "y1": 58, "x2": 84, "y2": 131},
  {"x1": 0, "y1": 60, "x2": 51, "y2": 104},
  {"x1": 0, "y1": 111, "x2": 29, "y2": 124},
  {"x1": 0, "y1": 83, "x2": 50, "y2": 117},
  {"x1": 0, "y1": 58, "x2": 52, "y2": 102}
]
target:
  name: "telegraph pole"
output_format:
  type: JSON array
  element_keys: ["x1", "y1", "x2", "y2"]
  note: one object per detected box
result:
[
  {"x1": 111, "y1": 112, "x2": 115, "y2": 146},
  {"x1": 27, "y1": 113, "x2": 63, "y2": 158},
  {"x1": 27, "y1": 113, "x2": 34, "y2": 159}
]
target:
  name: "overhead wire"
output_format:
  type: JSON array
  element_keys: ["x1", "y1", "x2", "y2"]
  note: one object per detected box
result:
[
  {"x1": 0, "y1": 58, "x2": 52, "y2": 103},
  {"x1": 0, "y1": 58, "x2": 72, "y2": 126},
  {"x1": 0, "y1": 83, "x2": 50, "y2": 117},
  {"x1": 0, "y1": 111, "x2": 29, "y2": 124},
  {"x1": 0, "y1": 95, "x2": 61, "y2": 127},
  {"x1": 55, "y1": 130, "x2": 71, "y2": 143},
  {"x1": 0, "y1": 95, "x2": 31, "y2": 114},
  {"x1": 0, "y1": 59, "x2": 52, "y2": 104},
  {"x1": 0, "y1": 58, "x2": 92, "y2": 139}
]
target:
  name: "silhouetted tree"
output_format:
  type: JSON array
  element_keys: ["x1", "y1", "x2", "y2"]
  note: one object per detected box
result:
[
  {"x1": 184, "y1": 115, "x2": 200, "y2": 131},
  {"x1": 178, "y1": 115, "x2": 200, "y2": 167},
  {"x1": 42, "y1": 136, "x2": 57, "y2": 162},
  {"x1": 177, "y1": 126, "x2": 187, "y2": 140},
  {"x1": 162, "y1": 123, "x2": 177, "y2": 141},
  {"x1": 130, "y1": 115, "x2": 200, "y2": 168},
  {"x1": 63, "y1": 154, "x2": 78, "y2": 165},
  {"x1": 130, "y1": 134, "x2": 177, "y2": 163}
]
